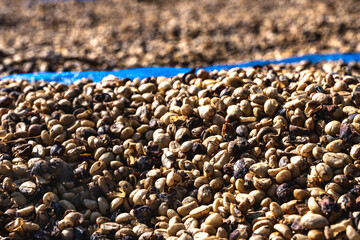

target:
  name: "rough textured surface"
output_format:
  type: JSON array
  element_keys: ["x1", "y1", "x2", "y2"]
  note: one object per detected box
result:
[
  {"x1": 0, "y1": 0, "x2": 360, "y2": 76},
  {"x1": 1, "y1": 61, "x2": 360, "y2": 239}
]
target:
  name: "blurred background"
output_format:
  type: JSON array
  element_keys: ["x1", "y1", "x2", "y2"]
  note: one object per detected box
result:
[{"x1": 0, "y1": 0, "x2": 359, "y2": 76}]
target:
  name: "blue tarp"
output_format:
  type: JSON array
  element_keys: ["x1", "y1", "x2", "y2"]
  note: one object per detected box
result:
[{"x1": 2, "y1": 52, "x2": 360, "y2": 84}]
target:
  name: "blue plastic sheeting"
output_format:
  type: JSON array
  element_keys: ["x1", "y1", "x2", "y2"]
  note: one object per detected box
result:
[{"x1": 2, "y1": 52, "x2": 360, "y2": 84}]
